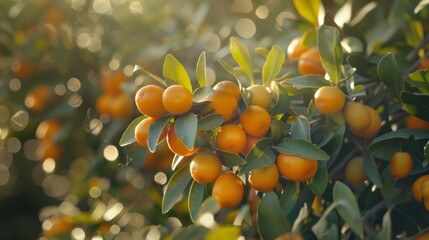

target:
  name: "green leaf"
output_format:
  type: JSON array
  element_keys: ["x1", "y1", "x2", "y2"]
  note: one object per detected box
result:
[
  {"x1": 291, "y1": 203, "x2": 309, "y2": 234},
  {"x1": 308, "y1": 161, "x2": 328, "y2": 195},
  {"x1": 196, "y1": 52, "x2": 207, "y2": 87},
  {"x1": 346, "y1": 54, "x2": 378, "y2": 78},
  {"x1": 282, "y1": 75, "x2": 330, "y2": 90},
  {"x1": 119, "y1": 116, "x2": 146, "y2": 147},
  {"x1": 291, "y1": 117, "x2": 311, "y2": 141},
  {"x1": 292, "y1": 0, "x2": 320, "y2": 26},
  {"x1": 188, "y1": 181, "x2": 205, "y2": 223},
  {"x1": 175, "y1": 113, "x2": 198, "y2": 150},
  {"x1": 148, "y1": 115, "x2": 172, "y2": 152},
  {"x1": 230, "y1": 37, "x2": 254, "y2": 85},
  {"x1": 240, "y1": 139, "x2": 275, "y2": 175},
  {"x1": 193, "y1": 86, "x2": 214, "y2": 102},
  {"x1": 270, "y1": 119, "x2": 286, "y2": 142},
  {"x1": 407, "y1": 70, "x2": 429, "y2": 94},
  {"x1": 171, "y1": 225, "x2": 209, "y2": 240},
  {"x1": 163, "y1": 54, "x2": 192, "y2": 92},
  {"x1": 377, "y1": 53, "x2": 404, "y2": 99},
  {"x1": 274, "y1": 139, "x2": 330, "y2": 161},
  {"x1": 216, "y1": 150, "x2": 246, "y2": 167},
  {"x1": 375, "y1": 211, "x2": 391, "y2": 240},
  {"x1": 234, "y1": 204, "x2": 252, "y2": 225},
  {"x1": 333, "y1": 182, "x2": 363, "y2": 238},
  {"x1": 269, "y1": 83, "x2": 290, "y2": 116},
  {"x1": 401, "y1": 91, "x2": 429, "y2": 122},
  {"x1": 198, "y1": 114, "x2": 223, "y2": 131},
  {"x1": 317, "y1": 25, "x2": 343, "y2": 85},
  {"x1": 162, "y1": 163, "x2": 192, "y2": 214},
  {"x1": 133, "y1": 65, "x2": 166, "y2": 86},
  {"x1": 312, "y1": 126, "x2": 335, "y2": 147},
  {"x1": 362, "y1": 151, "x2": 383, "y2": 188},
  {"x1": 258, "y1": 192, "x2": 290, "y2": 240},
  {"x1": 405, "y1": 18, "x2": 423, "y2": 48},
  {"x1": 171, "y1": 154, "x2": 185, "y2": 171},
  {"x1": 280, "y1": 181, "x2": 300, "y2": 216},
  {"x1": 205, "y1": 226, "x2": 240, "y2": 240},
  {"x1": 262, "y1": 45, "x2": 285, "y2": 85}
]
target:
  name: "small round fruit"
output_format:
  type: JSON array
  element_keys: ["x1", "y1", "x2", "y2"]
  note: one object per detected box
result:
[
  {"x1": 247, "y1": 84, "x2": 273, "y2": 110},
  {"x1": 96, "y1": 94, "x2": 113, "y2": 115},
  {"x1": 110, "y1": 92, "x2": 134, "y2": 119},
  {"x1": 390, "y1": 152, "x2": 413, "y2": 179},
  {"x1": 405, "y1": 115, "x2": 429, "y2": 130},
  {"x1": 213, "y1": 173, "x2": 244, "y2": 208},
  {"x1": 135, "y1": 85, "x2": 168, "y2": 118},
  {"x1": 276, "y1": 153, "x2": 318, "y2": 182},
  {"x1": 412, "y1": 175, "x2": 429, "y2": 202},
  {"x1": 314, "y1": 86, "x2": 345, "y2": 114},
  {"x1": 43, "y1": 216, "x2": 74, "y2": 238},
  {"x1": 298, "y1": 48, "x2": 325, "y2": 75},
  {"x1": 213, "y1": 80, "x2": 241, "y2": 102},
  {"x1": 135, "y1": 117, "x2": 167, "y2": 148},
  {"x1": 101, "y1": 70, "x2": 126, "y2": 96},
  {"x1": 241, "y1": 135, "x2": 263, "y2": 156},
  {"x1": 200, "y1": 90, "x2": 238, "y2": 122},
  {"x1": 162, "y1": 85, "x2": 193, "y2": 115},
  {"x1": 215, "y1": 124, "x2": 247, "y2": 154},
  {"x1": 248, "y1": 163, "x2": 279, "y2": 192},
  {"x1": 418, "y1": 58, "x2": 429, "y2": 70},
  {"x1": 190, "y1": 152, "x2": 222, "y2": 184},
  {"x1": 351, "y1": 106, "x2": 382, "y2": 139},
  {"x1": 275, "y1": 232, "x2": 304, "y2": 240},
  {"x1": 166, "y1": 126, "x2": 199, "y2": 157},
  {"x1": 287, "y1": 37, "x2": 309, "y2": 60},
  {"x1": 344, "y1": 156, "x2": 368, "y2": 185},
  {"x1": 343, "y1": 102, "x2": 371, "y2": 131},
  {"x1": 239, "y1": 105, "x2": 271, "y2": 137},
  {"x1": 37, "y1": 141, "x2": 63, "y2": 160},
  {"x1": 25, "y1": 85, "x2": 54, "y2": 113},
  {"x1": 36, "y1": 119, "x2": 62, "y2": 141}
]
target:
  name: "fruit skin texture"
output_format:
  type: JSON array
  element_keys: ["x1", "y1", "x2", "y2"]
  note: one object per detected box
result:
[
  {"x1": 215, "y1": 124, "x2": 247, "y2": 154},
  {"x1": 343, "y1": 102, "x2": 371, "y2": 131},
  {"x1": 298, "y1": 47, "x2": 325, "y2": 75},
  {"x1": 135, "y1": 117, "x2": 167, "y2": 148},
  {"x1": 351, "y1": 106, "x2": 382, "y2": 139},
  {"x1": 166, "y1": 126, "x2": 199, "y2": 157},
  {"x1": 162, "y1": 85, "x2": 193, "y2": 115},
  {"x1": 247, "y1": 84, "x2": 273, "y2": 110},
  {"x1": 276, "y1": 153, "x2": 318, "y2": 182},
  {"x1": 135, "y1": 85, "x2": 168, "y2": 119},
  {"x1": 287, "y1": 37, "x2": 309, "y2": 60},
  {"x1": 390, "y1": 152, "x2": 413, "y2": 179},
  {"x1": 314, "y1": 86, "x2": 345, "y2": 114},
  {"x1": 406, "y1": 115, "x2": 429, "y2": 130},
  {"x1": 344, "y1": 156, "x2": 368, "y2": 185},
  {"x1": 190, "y1": 152, "x2": 222, "y2": 184},
  {"x1": 248, "y1": 163, "x2": 279, "y2": 192},
  {"x1": 200, "y1": 90, "x2": 238, "y2": 122},
  {"x1": 213, "y1": 80, "x2": 241, "y2": 102},
  {"x1": 239, "y1": 105, "x2": 272, "y2": 137},
  {"x1": 412, "y1": 175, "x2": 429, "y2": 202},
  {"x1": 212, "y1": 173, "x2": 244, "y2": 208}
]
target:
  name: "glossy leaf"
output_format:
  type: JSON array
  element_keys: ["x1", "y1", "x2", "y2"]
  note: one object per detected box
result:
[
  {"x1": 405, "y1": 18, "x2": 423, "y2": 48},
  {"x1": 230, "y1": 37, "x2": 254, "y2": 85},
  {"x1": 317, "y1": 25, "x2": 343, "y2": 85},
  {"x1": 269, "y1": 83, "x2": 290, "y2": 115},
  {"x1": 171, "y1": 154, "x2": 185, "y2": 171},
  {"x1": 162, "y1": 163, "x2": 192, "y2": 214},
  {"x1": 270, "y1": 119, "x2": 286, "y2": 142},
  {"x1": 346, "y1": 54, "x2": 378, "y2": 78},
  {"x1": 262, "y1": 45, "x2": 285, "y2": 85},
  {"x1": 407, "y1": 70, "x2": 429, "y2": 94},
  {"x1": 292, "y1": 0, "x2": 320, "y2": 26},
  {"x1": 188, "y1": 181, "x2": 205, "y2": 223},
  {"x1": 375, "y1": 211, "x2": 391, "y2": 240},
  {"x1": 175, "y1": 113, "x2": 198, "y2": 150},
  {"x1": 119, "y1": 116, "x2": 146, "y2": 147},
  {"x1": 171, "y1": 225, "x2": 209, "y2": 240},
  {"x1": 258, "y1": 191, "x2": 290, "y2": 240},
  {"x1": 239, "y1": 139, "x2": 275, "y2": 174},
  {"x1": 163, "y1": 54, "x2": 192, "y2": 92},
  {"x1": 401, "y1": 91, "x2": 429, "y2": 122},
  {"x1": 290, "y1": 117, "x2": 311, "y2": 141},
  {"x1": 274, "y1": 139, "x2": 330, "y2": 161},
  {"x1": 196, "y1": 52, "x2": 207, "y2": 87},
  {"x1": 282, "y1": 75, "x2": 330, "y2": 90},
  {"x1": 148, "y1": 115, "x2": 172, "y2": 152},
  {"x1": 362, "y1": 151, "x2": 383, "y2": 188},
  {"x1": 291, "y1": 203, "x2": 309, "y2": 233},
  {"x1": 134, "y1": 65, "x2": 166, "y2": 86},
  {"x1": 280, "y1": 181, "x2": 300, "y2": 216},
  {"x1": 377, "y1": 53, "x2": 404, "y2": 99},
  {"x1": 197, "y1": 114, "x2": 223, "y2": 131},
  {"x1": 309, "y1": 161, "x2": 328, "y2": 195},
  {"x1": 216, "y1": 150, "x2": 246, "y2": 167},
  {"x1": 333, "y1": 182, "x2": 363, "y2": 238}
]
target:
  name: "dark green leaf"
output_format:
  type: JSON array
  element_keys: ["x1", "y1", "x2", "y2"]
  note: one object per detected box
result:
[
  {"x1": 196, "y1": 52, "x2": 207, "y2": 87},
  {"x1": 258, "y1": 192, "x2": 290, "y2": 240},
  {"x1": 163, "y1": 54, "x2": 192, "y2": 92},
  {"x1": 346, "y1": 54, "x2": 377, "y2": 78},
  {"x1": 274, "y1": 139, "x2": 330, "y2": 161},
  {"x1": 317, "y1": 25, "x2": 343, "y2": 85},
  {"x1": 280, "y1": 181, "x2": 300, "y2": 216},
  {"x1": 270, "y1": 119, "x2": 286, "y2": 142},
  {"x1": 333, "y1": 182, "x2": 363, "y2": 238},
  {"x1": 291, "y1": 203, "x2": 309, "y2": 233},
  {"x1": 362, "y1": 151, "x2": 383, "y2": 188},
  {"x1": 292, "y1": 0, "x2": 320, "y2": 26},
  {"x1": 282, "y1": 75, "x2": 330, "y2": 90},
  {"x1": 230, "y1": 37, "x2": 254, "y2": 85},
  {"x1": 309, "y1": 161, "x2": 328, "y2": 195},
  {"x1": 162, "y1": 163, "x2": 192, "y2": 214},
  {"x1": 269, "y1": 83, "x2": 290, "y2": 116},
  {"x1": 171, "y1": 225, "x2": 209, "y2": 240},
  {"x1": 377, "y1": 53, "x2": 404, "y2": 99},
  {"x1": 188, "y1": 181, "x2": 205, "y2": 223},
  {"x1": 375, "y1": 211, "x2": 391, "y2": 240},
  {"x1": 263, "y1": 45, "x2": 285, "y2": 85},
  {"x1": 240, "y1": 139, "x2": 275, "y2": 174},
  {"x1": 119, "y1": 116, "x2": 146, "y2": 147},
  {"x1": 372, "y1": 128, "x2": 429, "y2": 144},
  {"x1": 291, "y1": 117, "x2": 311, "y2": 141},
  {"x1": 148, "y1": 115, "x2": 172, "y2": 152},
  {"x1": 407, "y1": 70, "x2": 429, "y2": 94},
  {"x1": 198, "y1": 114, "x2": 223, "y2": 131},
  {"x1": 216, "y1": 150, "x2": 246, "y2": 167},
  {"x1": 175, "y1": 113, "x2": 198, "y2": 150},
  {"x1": 312, "y1": 126, "x2": 335, "y2": 147},
  {"x1": 401, "y1": 91, "x2": 429, "y2": 122}
]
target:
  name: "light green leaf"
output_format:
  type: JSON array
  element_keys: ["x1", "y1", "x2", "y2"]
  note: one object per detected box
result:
[
  {"x1": 407, "y1": 70, "x2": 429, "y2": 94},
  {"x1": 317, "y1": 25, "x2": 343, "y2": 85},
  {"x1": 230, "y1": 37, "x2": 254, "y2": 85},
  {"x1": 263, "y1": 45, "x2": 285, "y2": 85},
  {"x1": 377, "y1": 53, "x2": 404, "y2": 99},
  {"x1": 133, "y1": 65, "x2": 166, "y2": 86},
  {"x1": 163, "y1": 54, "x2": 192, "y2": 92},
  {"x1": 119, "y1": 116, "x2": 146, "y2": 147},
  {"x1": 258, "y1": 192, "x2": 290, "y2": 240},
  {"x1": 269, "y1": 83, "x2": 290, "y2": 116},
  {"x1": 292, "y1": 0, "x2": 320, "y2": 26},
  {"x1": 401, "y1": 91, "x2": 429, "y2": 122},
  {"x1": 291, "y1": 117, "x2": 311, "y2": 141},
  {"x1": 274, "y1": 139, "x2": 330, "y2": 160},
  {"x1": 188, "y1": 181, "x2": 205, "y2": 223},
  {"x1": 333, "y1": 182, "x2": 363, "y2": 238},
  {"x1": 148, "y1": 115, "x2": 172, "y2": 153},
  {"x1": 196, "y1": 52, "x2": 207, "y2": 87},
  {"x1": 175, "y1": 113, "x2": 198, "y2": 150},
  {"x1": 291, "y1": 203, "x2": 309, "y2": 234},
  {"x1": 405, "y1": 18, "x2": 423, "y2": 48},
  {"x1": 205, "y1": 226, "x2": 240, "y2": 240},
  {"x1": 162, "y1": 163, "x2": 192, "y2": 214}
]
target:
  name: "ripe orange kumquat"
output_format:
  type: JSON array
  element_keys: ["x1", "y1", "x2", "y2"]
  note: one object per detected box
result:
[
  {"x1": 199, "y1": 90, "x2": 238, "y2": 122},
  {"x1": 298, "y1": 47, "x2": 325, "y2": 75},
  {"x1": 190, "y1": 152, "x2": 222, "y2": 184},
  {"x1": 287, "y1": 37, "x2": 309, "y2": 60},
  {"x1": 412, "y1": 175, "x2": 429, "y2": 202},
  {"x1": 246, "y1": 84, "x2": 273, "y2": 110},
  {"x1": 313, "y1": 86, "x2": 345, "y2": 114},
  {"x1": 390, "y1": 152, "x2": 413, "y2": 179},
  {"x1": 212, "y1": 173, "x2": 244, "y2": 208},
  {"x1": 135, "y1": 85, "x2": 169, "y2": 119},
  {"x1": 215, "y1": 124, "x2": 247, "y2": 154},
  {"x1": 248, "y1": 163, "x2": 279, "y2": 192},
  {"x1": 166, "y1": 126, "x2": 199, "y2": 157},
  {"x1": 213, "y1": 80, "x2": 242, "y2": 102},
  {"x1": 135, "y1": 117, "x2": 167, "y2": 148},
  {"x1": 276, "y1": 153, "x2": 318, "y2": 182},
  {"x1": 162, "y1": 85, "x2": 193, "y2": 115},
  {"x1": 239, "y1": 105, "x2": 271, "y2": 137},
  {"x1": 343, "y1": 102, "x2": 371, "y2": 131}
]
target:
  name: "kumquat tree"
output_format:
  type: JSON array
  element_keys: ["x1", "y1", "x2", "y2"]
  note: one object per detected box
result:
[{"x1": 1, "y1": 0, "x2": 429, "y2": 239}]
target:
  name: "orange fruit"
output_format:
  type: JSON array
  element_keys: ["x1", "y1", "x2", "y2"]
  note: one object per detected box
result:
[
  {"x1": 166, "y1": 126, "x2": 199, "y2": 157},
  {"x1": 412, "y1": 175, "x2": 429, "y2": 202},
  {"x1": 212, "y1": 172, "x2": 244, "y2": 208},
  {"x1": 298, "y1": 47, "x2": 325, "y2": 75},
  {"x1": 43, "y1": 216, "x2": 74, "y2": 238},
  {"x1": 343, "y1": 102, "x2": 371, "y2": 131},
  {"x1": 43, "y1": 7, "x2": 66, "y2": 26},
  {"x1": 37, "y1": 141, "x2": 63, "y2": 160},
  {"x1": 276, "y1": 153, "x2": 318, "y2": 182},
  {"x1": 213, "y1": 80, "x2": 242, "y2": 102},
  {"x1": 215, "y1": 124, "x2": 247, "y2": 154},
  {"x1": 239, "y1": 105, "x2": 271, "y2": 137},
  {"x1": 11, "y1": 60, "x2": 36, "y2": 79},
  {"x1": 351, "y1": 106, "x2": 381, "y2": 139},
  {"x1": 314, "y1": 86, "x2": 345, "y2": 114},
  {"x1": 200, "y1": 90, "x2": 238, "y2": 122},
  {"x1": 344, "y1": 156, "x2": 368, "y2": 185},
  {"x1": 275, "y1": 232, "x2": 304, "y2": 240},
  {"x1": 405, "y1": 115, "x2": 429, "y2": 130},
  {"x1": 36, "y1": 119, "x2": 62, "y2": 141},
  {"x1": 242, "y1": 135, "x2": 263, "y2": 156},
  {"x1": 25, "y1": 85, "x2": 54, "y2": 113},
  {"x1": 190, "y1": 152, "x2": 222, "y2": 184},
  {"x1": 287, "y1": 37, "x2": 310, "y2": 60},
  {"x1": 101, "y1": 70, "x2": 126, "y2": 96},
  {"x1": 418, "y1": 58, "x2": 429, "y2": 70},
  {"x1": 246, "y1": 84, "x2": 273, "y2": 110},
  {"x1": 409, "y1": 230, "x2": 429, "y2": 240},
  {"x1": 390, "y1": 152, "x2": 413, "y2": 179},
  {"x1": 95, "y1": 94, "x2": 113, "y2": 115},
  {"x1": 110, "y1": 92, "x2": 134, "y2": 119},
  {"x1": 162, "y1": 85, "x2": 193, "y2": 115},
  {"x1": 248, "y1": 163, "x2": 279, "y2": 192},
  {"x1": 135, "y1": 117, "x2": 167, "y2": 148},
  {"x1": 135, "y1": 85, "x2": 168, "y2": 118}
]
